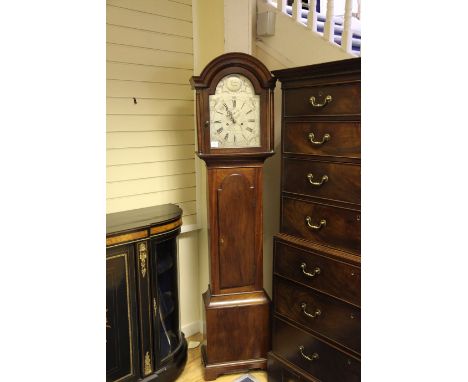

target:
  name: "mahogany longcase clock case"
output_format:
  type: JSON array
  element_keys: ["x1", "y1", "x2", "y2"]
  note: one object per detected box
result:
[{"x1": 190, "y1": 52, "x2": 277, "y2": 380}]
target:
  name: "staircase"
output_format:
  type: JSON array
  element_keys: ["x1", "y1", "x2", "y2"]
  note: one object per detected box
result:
[
  {"x1": 284, "y1": 2, "x2": 361, "y2": 55},
  {"x1": 256, "y1": 0, "x2": 361, "y2": 67}
]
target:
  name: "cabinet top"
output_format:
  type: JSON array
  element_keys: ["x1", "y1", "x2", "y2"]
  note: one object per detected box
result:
[
  {"x1": 106, "y1": 204, "x2": 182, "y2": 238},
  {"x1": 272, "y1": 57, "x2": 360, "y2": 82}
]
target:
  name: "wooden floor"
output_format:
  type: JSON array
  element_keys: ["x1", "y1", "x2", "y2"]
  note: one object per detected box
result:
[{"x1": 178, "y1": 333, "x2": 268, "y2": 382}]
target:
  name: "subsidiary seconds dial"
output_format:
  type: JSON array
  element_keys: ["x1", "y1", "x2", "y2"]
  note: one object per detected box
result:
[{"x1": 209, "y1": 74, "x2": 260, "y2": 148}]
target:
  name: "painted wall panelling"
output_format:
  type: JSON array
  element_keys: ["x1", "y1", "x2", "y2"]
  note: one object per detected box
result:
[{"x1": 106, "y1": 0, "x2": 197, "y2": 230}]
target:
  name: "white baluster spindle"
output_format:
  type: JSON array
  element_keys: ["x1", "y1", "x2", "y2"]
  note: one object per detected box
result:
[
  {"x1": 323, "y1": 0, "x2": 335, "y2": 43},
  {"x1": 277, "y1": 0, "x2": 287, "y2": 13},
  {"x1": 292, "y1": 0, "x2": 302, "y2": 22},
  {"x1": 307, "y1": 0, "x2": 317, "y2": 32},
  {"x1": 341, "y1": 0, "x2": 353, "y2": 52}
]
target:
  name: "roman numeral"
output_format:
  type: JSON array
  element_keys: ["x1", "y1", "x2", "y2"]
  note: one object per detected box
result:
[
  {"x1": 246, "y1": 109, "x2": 253, "y2": 114},
  {"x1": 241, "y1": 102, "x2": 245, "y2": 109},
  {"x1": 224, "y1": 133, "x2": 229, "y2": 141},
  {"x1": 246, "y1": 127, "x2": 253, "y2": 133},
  {"x1": 232, "y1": 99, "x2": 236, "y2": 108},
  {"x1": 214, "y1": 120, "x2": 221, "y2": 123},
  {"x1": 248, "y1": 119, "x2": 255, "y2": 122},
  {"x1": 217, "y1": 127, "x2": 223, "y2": 134}
]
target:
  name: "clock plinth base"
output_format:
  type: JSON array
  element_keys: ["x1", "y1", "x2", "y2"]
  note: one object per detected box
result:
[
  {"x1": 201, "y1": 344, "x2": 267, "y2": 381},
  {"x1": 201, "y1": 287, "x2": 270, "y2": 380}
]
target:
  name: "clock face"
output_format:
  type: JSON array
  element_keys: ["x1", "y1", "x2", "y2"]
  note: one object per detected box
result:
[{"x1": 209, "y1": 74, "x2": 260, "y2": 149}]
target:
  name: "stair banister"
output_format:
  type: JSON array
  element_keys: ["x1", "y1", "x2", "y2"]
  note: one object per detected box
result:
[
  {"x1": 292, "y1": 0, "x2": 302, "y2": 22},
  {"x1": 341, "y1": 0, "x2": 353, "y2": 52},
  {"x1": 307, "y1": 0, "x2": 318, "y2": 32},
  {"x1": 277, "y1": 0, "x2": 287, "y2": 13},
  {"x1": 323, "y1": 0, "x2": 335, "y2": 42}
]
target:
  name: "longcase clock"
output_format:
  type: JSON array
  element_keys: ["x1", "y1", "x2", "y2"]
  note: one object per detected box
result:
[{"x1": 190, "y1": 52, "x2": 276, "y2": 380}]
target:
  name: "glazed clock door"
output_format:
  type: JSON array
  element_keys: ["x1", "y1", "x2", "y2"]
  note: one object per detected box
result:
[{"x1": 106, "y1": 245, "x2": 139, "y2": 382}]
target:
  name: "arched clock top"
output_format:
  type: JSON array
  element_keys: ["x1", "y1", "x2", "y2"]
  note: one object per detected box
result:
[{"x1": 190, "y1": 52, "x2": 277, "y2": 90}]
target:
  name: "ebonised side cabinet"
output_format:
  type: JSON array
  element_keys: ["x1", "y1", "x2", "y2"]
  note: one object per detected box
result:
[
  {"x1": 106, "y1": 204, "x2": 187, "y2": 382},
  {"x1": 269, "y1": 58, "x2": 361, "y2": 382}
]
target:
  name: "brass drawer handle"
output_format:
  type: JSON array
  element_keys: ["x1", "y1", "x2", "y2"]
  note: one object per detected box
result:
[
  {"x1": 307, "y1": 173, "x2": 328, "y2": 186},
  {"x1": 300, "y1": 302, "x2": 321, "y2": 318},
  {"x1": 308, "y1": 132, "x2": 331, "y2": 145},
  {"x1": 300, "y1": 262, "x2": 321, "y2": 277},
  {"x1": 299, "y1": 346, "x2": 319, "y2": 361},
  {"x1": 309, "y1": 95, "x2": 332, "y2": 108},
  {"x1": 306, "y1": 216, "x2": 326, "y2": 230}
]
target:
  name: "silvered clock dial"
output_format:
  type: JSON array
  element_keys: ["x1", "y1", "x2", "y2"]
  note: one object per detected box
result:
[{"x1": 209, "y1": 74, "x2": 260, "y2": 148}]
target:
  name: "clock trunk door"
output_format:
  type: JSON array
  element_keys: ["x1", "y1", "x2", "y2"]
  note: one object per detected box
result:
[{"x1": 210, "y1": 167, "x2": 262, "y2": 294}]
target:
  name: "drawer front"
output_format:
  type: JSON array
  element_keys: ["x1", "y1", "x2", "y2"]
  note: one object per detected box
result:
[
  {"x1": 284, "y1": 83, "x2": 360, "y2": 117},
  {"x1": 274, "y1": 240, "x2": 360, "y2": 306},
  {"x1": 283, "y1": 159, "x2": 361, "y2": 205},
  {"x1": 268, "y1": 352, "x2": 315, "y2": 382},
  {"x1": 273, "y1": 317, "x2": 360, "y2": 382},
  {"x1": 282, "y1": 198, "x2": 361, "y2": 254},
  {"x1": 283, "y1": 121, "x2": 360, "y2": 159},
  {"x1": 274, "y1": 277, "x2": 360, "y2": 353}
]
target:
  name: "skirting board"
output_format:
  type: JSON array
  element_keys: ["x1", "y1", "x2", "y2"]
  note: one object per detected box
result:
[{"x1": 182, "y1": 320, "x2": 202, "y2": 338}]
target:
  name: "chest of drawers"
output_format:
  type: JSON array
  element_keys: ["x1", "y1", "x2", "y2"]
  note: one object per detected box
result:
[{"x1": 268, "y1": 58, "x2": 361, "y2": 382}]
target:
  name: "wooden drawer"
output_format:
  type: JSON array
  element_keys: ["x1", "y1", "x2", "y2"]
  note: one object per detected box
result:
[
  {"x1": 268, "y1": 352, "x2": 317, "y2": 382},
  {"x1": 281, "y1": 198, "x2": 360, "y2": 254},
  {"x1": 274, "y1": 239, "x2": 360, "y2": 306},
  {"x1": 284, "y1": 82, "x2": 360, "y2": 117},
  {"x1": 283, "y1": 121, "x2": 360, "y2": 159},
  {"x1": 273, "y1": 317, "x2": 360, "y2": 382},
  {"x1": 274, "y1": 276, "x2": 360, "y2": 353},
  {"x1": 282, "y1": 158, "x2": 360, "y2": 205}
]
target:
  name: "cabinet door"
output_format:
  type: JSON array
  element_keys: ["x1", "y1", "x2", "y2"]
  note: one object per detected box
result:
[
  {"x1": 151, "y1": 236, "x2": 181, "y2": 367},
  {"x1": 106, "y1": 245, "x2": 139, "y2": 382}
]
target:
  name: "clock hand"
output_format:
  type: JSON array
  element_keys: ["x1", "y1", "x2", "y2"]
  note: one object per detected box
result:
[{"x1": 223, "y1": 103, "x2": 236, "y2": 124}]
